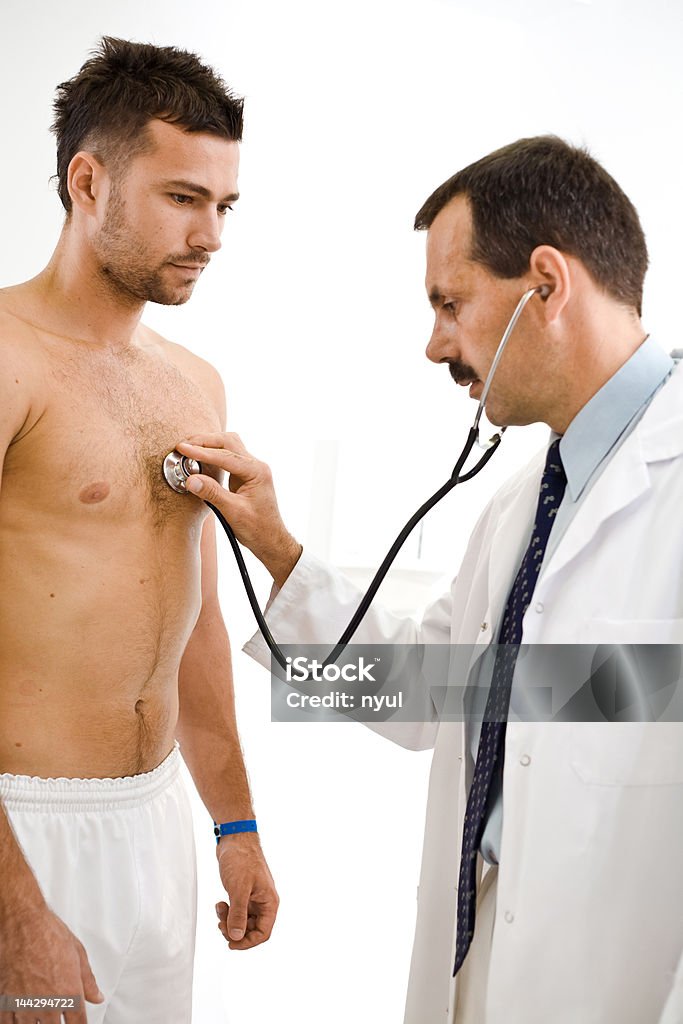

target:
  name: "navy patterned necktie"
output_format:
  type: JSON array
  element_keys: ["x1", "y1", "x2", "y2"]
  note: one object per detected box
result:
[{"x1": 453, "y1": 439, "x2": 567, "y2": 976}]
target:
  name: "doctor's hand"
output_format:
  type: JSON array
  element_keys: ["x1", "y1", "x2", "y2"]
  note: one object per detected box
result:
[{"x1": 176, "y1": 433, "x2": 303, "y2": 588}]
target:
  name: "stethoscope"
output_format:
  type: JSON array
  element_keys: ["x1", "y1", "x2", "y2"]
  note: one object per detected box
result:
[{"x1": 163, "y1": 284, "x2": 547, "y2": 673}]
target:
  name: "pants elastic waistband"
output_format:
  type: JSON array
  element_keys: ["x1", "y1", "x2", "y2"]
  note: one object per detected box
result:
[{"x1": 0, "y1": 741, "x2": 182, "y2": 812}]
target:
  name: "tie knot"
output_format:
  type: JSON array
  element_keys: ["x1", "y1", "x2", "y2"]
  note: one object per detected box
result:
[{"x1": 543, "y1": 438, "x2": 566, "y2": 480}]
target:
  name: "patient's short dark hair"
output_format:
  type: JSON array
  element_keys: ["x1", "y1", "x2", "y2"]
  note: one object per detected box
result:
[
  {"x1": 414, "y1": 136, "x2": 648, "y2": 315},
  {"x1": 51, "y1": 36, "x2": 244, "y2": 214}
]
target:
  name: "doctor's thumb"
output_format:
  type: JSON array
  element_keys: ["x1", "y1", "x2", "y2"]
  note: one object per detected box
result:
[
  {"x1": 186, "y1": 475, "x2": 241, "y2": 524},
  {"x1": 186, "y1": 474, "x2": 216, "y2": 499}
]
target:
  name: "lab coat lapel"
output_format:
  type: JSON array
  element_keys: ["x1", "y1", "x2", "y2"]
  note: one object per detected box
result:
[
  {"x1": 540, "y1": 436, "x2": 651, "y2": 585},
  {"x1": 540, "y1": 361, "x2": 683, "y2": 587}
]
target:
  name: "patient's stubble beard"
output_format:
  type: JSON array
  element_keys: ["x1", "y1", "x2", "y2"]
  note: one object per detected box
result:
[{"x1": 94, "y1": 184, "x2": 199, "y2": 307}]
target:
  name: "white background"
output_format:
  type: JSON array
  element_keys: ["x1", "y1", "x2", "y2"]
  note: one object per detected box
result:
[{"x1": 2, "y1": 0, "x2": 682, "y2": 1021}]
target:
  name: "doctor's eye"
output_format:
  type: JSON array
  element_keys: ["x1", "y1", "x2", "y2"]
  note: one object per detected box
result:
[
  {"x1": 170, "y1": 194, "x2": 193, "y2": 205},
  {"x1": 443, "y1": 301, "x2": 459, "y2": 318},
  {"x1": 217, "y1": 204, "x2": 234, "y2": 216}
]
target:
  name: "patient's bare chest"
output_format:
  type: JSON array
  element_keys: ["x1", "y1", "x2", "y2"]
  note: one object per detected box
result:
[{"x1": 35, "y1": 343, "x2": 220, "y2": 523}]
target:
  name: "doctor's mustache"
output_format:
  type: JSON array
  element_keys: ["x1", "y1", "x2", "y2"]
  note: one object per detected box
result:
[{"x1": 447, "y1": 359, "x2": 479, "y2": 386}]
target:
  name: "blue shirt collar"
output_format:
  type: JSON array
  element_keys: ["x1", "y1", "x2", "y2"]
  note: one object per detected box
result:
[{"x1": 553, "y1": 336, "x2": 674, "y2": 502}]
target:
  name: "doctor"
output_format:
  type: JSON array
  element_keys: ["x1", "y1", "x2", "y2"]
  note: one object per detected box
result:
[{"x1": 176, "y1": 136, "x2": 683, "y2": 1023}]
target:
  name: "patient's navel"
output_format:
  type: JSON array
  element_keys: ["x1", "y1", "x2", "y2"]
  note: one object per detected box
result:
[{"x1": 78, "y1": 481, "x2": 111, "y2": 504}]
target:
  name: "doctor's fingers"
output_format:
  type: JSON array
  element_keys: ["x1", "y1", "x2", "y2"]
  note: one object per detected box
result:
[
  {"x1": 182, "y1": 431, "x2": 249, "y2": 455},
  {"x1": 176, "y1": 441, "x2": 266, "y2": 483}
]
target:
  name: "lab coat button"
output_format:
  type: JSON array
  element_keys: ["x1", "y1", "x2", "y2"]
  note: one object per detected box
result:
[
  {"x1": 504, "y1": 910, "x2": 514, "y2": 924},
  {"x1": 520, "y1": 754, "x2": 531, "y2": 767},
  {"x1": 480, "y1": 622, "x2": 488, "y2": 632},
  {"x1": 535, "y1": 602, "x2": 544, "y2": 613}
]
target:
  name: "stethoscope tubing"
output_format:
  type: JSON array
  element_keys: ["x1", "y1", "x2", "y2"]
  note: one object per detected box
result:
[
  {"x1": 473, "y1": 286, "x2": 542, "y2": 432},
  {"x1": 207, "y1": 424, "x2": 502, "y2": 674}
]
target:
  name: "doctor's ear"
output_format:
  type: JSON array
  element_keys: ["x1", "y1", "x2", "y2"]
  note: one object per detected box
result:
[{"x1": 527, "y1": 245, "x2": 571, "y2": 322}]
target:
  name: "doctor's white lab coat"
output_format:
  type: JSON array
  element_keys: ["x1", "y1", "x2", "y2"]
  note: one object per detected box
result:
[{"x1": 244, "y1": 360, "x2": 683, "y2": 1023}]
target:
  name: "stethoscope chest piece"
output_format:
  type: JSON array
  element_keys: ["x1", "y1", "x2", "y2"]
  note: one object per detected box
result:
[{"x1": 163, "y1": 450, "x2": 202, "y2": 493}]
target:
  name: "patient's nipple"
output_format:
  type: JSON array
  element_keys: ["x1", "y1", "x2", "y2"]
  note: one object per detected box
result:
[{"x1": 78, "y1": 481, "x2": 111, "y2": 504}]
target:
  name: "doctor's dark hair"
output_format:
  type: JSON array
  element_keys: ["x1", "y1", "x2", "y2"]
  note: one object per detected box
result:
[
  {"x1": 51, "y1": 36, "x2": 244, "y2": 215},
  {"x1": 414, "y1": 136, "x2": 648, "y2": 315}
]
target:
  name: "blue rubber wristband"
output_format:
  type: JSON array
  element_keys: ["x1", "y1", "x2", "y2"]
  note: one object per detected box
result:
[{"x1": 213, "y1": 819, "x2": 258, "y2": 844}]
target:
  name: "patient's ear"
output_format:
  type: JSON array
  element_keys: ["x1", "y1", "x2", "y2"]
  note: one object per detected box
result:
[{"x1": 67, "y1": 150, "x2": 108, "y2": 218}]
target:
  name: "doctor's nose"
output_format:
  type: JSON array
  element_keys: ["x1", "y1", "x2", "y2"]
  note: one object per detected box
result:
[{"x1": 425, "y1": 320, "x2": 455, "y2": 365}]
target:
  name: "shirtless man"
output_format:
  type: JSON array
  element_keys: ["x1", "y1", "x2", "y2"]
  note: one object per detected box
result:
[{"x1": 0, "y1": 37, "x2": 278, "y2": 1024}]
